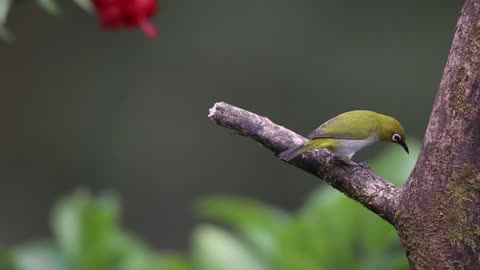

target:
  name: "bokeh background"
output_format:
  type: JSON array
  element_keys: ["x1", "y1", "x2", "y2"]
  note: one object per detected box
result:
[{"x1": 0, "y1": 0, "x2": 462, "y2": 253}]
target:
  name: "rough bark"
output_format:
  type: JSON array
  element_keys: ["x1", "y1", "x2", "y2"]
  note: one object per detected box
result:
[
  {"x1": 208, "y1": 0, "x2": 480, "y2": 268},
  {"x1": 394, "y1": 1, "x2": 480, "y2": 268}
]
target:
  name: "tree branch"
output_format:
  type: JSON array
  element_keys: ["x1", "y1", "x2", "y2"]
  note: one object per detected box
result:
[{"x1": 208, "y1": 101, "x2": 401, "y2": 223}]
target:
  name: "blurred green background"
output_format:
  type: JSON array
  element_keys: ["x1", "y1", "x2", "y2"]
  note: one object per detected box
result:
[
  {"x1": 0, "y1": 0, "x2": 462, "y2": 268},
  {"x1": 0, "y1": 141, "x2": 421, "y2": 270}
]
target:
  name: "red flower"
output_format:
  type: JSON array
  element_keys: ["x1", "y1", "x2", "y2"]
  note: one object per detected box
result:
[{"x1": 91, "y1": 0, "x2": 159, "y2": 38}]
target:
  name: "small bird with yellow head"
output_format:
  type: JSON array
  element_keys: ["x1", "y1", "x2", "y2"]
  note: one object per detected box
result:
[{"x1": 279, "y1": 110, "x2": 408, "y2": 165}]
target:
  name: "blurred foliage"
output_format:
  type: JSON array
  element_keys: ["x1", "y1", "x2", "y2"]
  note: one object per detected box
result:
[
  {"x1": 1, "y1": 190, "x2": 189, "y2": 270},
  {"x1": 35, "y1": 0, "x2": 94, "y2": 15},
  {"x1": 37, "y1": 0, "x2": 93, "y2": 14},
  {"x1": 0, "y1": 0, "x2": 93, "y2": 41},
  {"x1": 0, "y1": 0, "x2": 12, "y2": 41},
  {"x1": 36, "y1": 0, "x2": 61, "y2": 15},
  {"x1": 0, "y1": 140, "x2": 421, "y2": 270}
]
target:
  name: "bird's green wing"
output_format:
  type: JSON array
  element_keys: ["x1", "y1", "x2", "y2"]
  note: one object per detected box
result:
[{"x1": 307, "y1": 111, "x2": 378, "y2": 140}]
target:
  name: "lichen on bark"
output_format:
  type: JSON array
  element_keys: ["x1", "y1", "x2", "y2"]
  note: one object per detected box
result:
[{"x1": 444, "y1": 164, "x2": 480, "y2": 250}]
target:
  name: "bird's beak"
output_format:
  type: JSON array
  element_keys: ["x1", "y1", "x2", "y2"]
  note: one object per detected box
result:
[{"x1": 400, "y1": 142, "x2": 409, "y2": 154}]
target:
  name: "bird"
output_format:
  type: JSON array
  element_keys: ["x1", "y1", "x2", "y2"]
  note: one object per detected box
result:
[{"x1": 278, "y1": 110, "x2": 408, "y2": 165}]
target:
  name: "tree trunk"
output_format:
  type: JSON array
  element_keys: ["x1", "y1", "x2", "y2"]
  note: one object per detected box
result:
[
  {"x1": 209, "y1": 0, "x2": 480, "y2": 269},
  {"x1": 394, "y1": 0, "x2": 480, "y2": 268}
]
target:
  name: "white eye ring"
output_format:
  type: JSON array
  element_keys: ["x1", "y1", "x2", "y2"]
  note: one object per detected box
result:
[{"x1": 392, "y1": 134, "x2": 401, "y2": 142}]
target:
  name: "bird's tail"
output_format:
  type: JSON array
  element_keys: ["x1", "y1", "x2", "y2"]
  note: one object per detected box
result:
[{"x1": 278, "y1": 143, "x2": 309, "y2": 161}]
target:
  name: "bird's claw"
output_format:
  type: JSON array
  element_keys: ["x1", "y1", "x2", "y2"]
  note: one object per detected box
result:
[
  {"x1": 355, "y1": 161, "x2": 370, "y2": 168},
  {"x1": 329, "y1": 155, "x2": 369, "y2": 168},
  {"x1": 324, "y1": 155, "x2": 369, "y2": 169}
]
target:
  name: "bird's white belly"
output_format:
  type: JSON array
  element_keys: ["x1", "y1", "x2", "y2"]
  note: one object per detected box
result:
[{"x1": 337, "y1": 135, "x2": 378, "y2": 159}]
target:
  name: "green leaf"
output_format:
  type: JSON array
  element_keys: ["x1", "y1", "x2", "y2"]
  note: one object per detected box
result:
[
  {"x1": 51, "y1": 189, "x2": 126, "y2": 270},
  {"x1": 154, "y1": 253, "x2": 190, "y2": 270},
  {"x1": 0, "y1": 0, "x2": 12, "y2": 41},
  {"x1": 107, "y1": 234, "x2": 190, "y2": 270},
  {"x1": 271, "y1": 187, "x2": 408, "y2": 270},
  {"x1": 11, "y1": 242, "x2": 70, "y2": 270},
  {"x1": 290, "y1": 189, "x2": 359, "y2": 269},
  {"x1": 72, "y1": 0, "x2": 93, "y2": 13},
  {"x1": 36, "y1": 0, "x2": 61, "y2": 15},
  {"x1": 271, "y1": 220, "x2": 326, "y2": 270},
  {"x1": 191, "y1": 225, "x2": 267, "y2": 270},
  {"x1": 0, "y1": 0, "x2": 11, "y2": 25},
  {"x1": 0, "y1": 246, "x2": 14, "y2": 269},
  {"x1": 50, "y1": 189, "x2": 190, "y2": 270},
  {"x1": 196, "y1": 196, "x2": 289, "y2": 261}
]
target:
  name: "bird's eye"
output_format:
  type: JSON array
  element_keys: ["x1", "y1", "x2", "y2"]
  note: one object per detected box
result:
[{"x1": 392, "y1": 134, "x2": 401, "y2": 142}]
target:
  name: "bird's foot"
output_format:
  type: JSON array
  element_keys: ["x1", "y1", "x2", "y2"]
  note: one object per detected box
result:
[
  {"x1": 355, "y1": 161, "x2": 370, "y2": 168},
  {"x1": 330, "y1": 155, "x2": 369, "y2": 168}
]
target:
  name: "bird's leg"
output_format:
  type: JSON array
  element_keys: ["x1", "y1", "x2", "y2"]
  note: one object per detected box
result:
[
  {"x1": 332, "y1": 155, "x2": 369, "y2": 168},
  {"x1": 325, "y1": 154, "x2": 335, "y2": 165},
  {"x1": 329, "y1": 154, "x2": 353, "y2": 166},
  {"x1": 354, "y1": 161, "x2": 370, "y2": 168}
]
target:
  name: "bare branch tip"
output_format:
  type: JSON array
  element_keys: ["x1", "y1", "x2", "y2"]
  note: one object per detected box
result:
[{"x1": 208, "y1": 102, "x2": 223, "y2": 119}]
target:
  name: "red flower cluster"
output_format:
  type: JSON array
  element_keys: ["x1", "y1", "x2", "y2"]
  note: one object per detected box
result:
[{"x1": 91, "y1": 0, "x2": 159, "y2": 38}]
